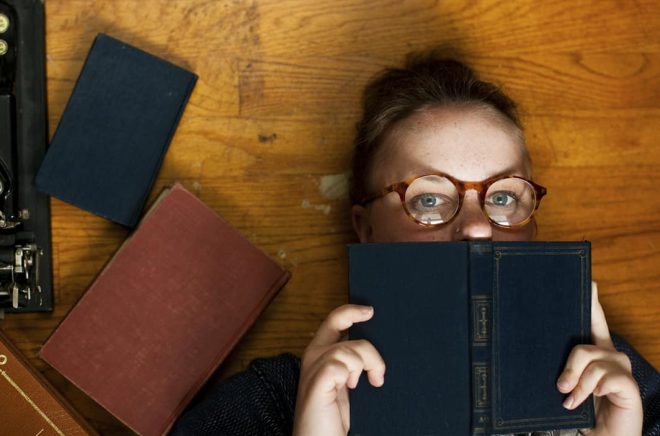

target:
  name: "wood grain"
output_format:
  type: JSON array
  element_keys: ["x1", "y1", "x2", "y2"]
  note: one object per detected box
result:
[{"x1": 0, "y1": 0, "x2": 657, "y2": 433}]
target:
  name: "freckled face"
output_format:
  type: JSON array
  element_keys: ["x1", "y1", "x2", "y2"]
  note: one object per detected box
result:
[{"x1": 352, "y1": 105, "x2": 536, "y2": 242}]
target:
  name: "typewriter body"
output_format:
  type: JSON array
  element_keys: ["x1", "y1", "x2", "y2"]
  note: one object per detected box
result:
[{"x1": 0, "y1": 0, "x2": 52, "y2": 314}]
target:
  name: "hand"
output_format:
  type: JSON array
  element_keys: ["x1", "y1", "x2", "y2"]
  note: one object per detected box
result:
[
  {"x1": 293, "y1": 304, "x2": 386, "y2": 436},
  {"x1": 556, "y1": 281, "x2": 643, "y2": 435}
]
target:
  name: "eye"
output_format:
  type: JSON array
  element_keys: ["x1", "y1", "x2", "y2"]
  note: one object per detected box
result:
[
  {"x1": 487, "y1": 191, "x2": 517, "y2": 207},
  {"x1": 419, "y1": 194, "x2": 440, "y2": 207},
  {"x1": 410, "y1": 193, "x2": 451, "y2": 210}
]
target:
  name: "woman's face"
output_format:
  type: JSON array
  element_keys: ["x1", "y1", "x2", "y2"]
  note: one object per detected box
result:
[{"x1": 352, "y1": 105, "x2": 536, "y2": 242}]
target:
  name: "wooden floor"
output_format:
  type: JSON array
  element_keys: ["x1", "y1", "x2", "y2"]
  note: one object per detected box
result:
[{"x1": 1, "y1": 0, "x2": 659, "y2": 433}]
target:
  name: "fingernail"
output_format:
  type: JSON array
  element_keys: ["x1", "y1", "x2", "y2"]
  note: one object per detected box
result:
[
  {"x1": 361, "y1": 306, "x2": 374, "y2": 314},
  {"x1": 376, "y1": 374, "x2": 384, "y2": 386},
  {"x1": 557, "y1": 378, "x2": 570, "y2": 391},
  {"x1": 562, "y1": 395, "x2": 574, "y2": 409}
]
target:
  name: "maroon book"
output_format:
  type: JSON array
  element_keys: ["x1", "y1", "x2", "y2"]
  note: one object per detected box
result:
[{"x1": 40, "y1": 183, "x2": 290, "y2": 435}]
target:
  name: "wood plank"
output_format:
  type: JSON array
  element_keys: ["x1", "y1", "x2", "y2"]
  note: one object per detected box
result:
[
  {"x1": 236, "y1": 54, "x2": 660, "y2": 119},
  {"x1": 256, "y1": 0, "x2": 660, "y2": 56},
  {"x1": 524, "y1": 109, "x2": 660, "y2": 168}
]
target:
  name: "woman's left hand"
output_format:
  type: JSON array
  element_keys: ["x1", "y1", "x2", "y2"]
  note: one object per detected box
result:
[{"x1": 556, "y1": 281, "x2": 643, "y2": 435}]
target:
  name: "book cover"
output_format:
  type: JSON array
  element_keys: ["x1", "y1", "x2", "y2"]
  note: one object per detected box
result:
[
  {"x1": 348, "y1": 241, "x2": 593, "y2": 435},
  {"x1": 40, "y1": 183, "x2": 290, "y2": 436},
  {"x1": 34, "y1": 33, "x2": 197, "y2": 228},
  {"x1": 0, "y1": 328, "x2": 96, "y2": 435}
]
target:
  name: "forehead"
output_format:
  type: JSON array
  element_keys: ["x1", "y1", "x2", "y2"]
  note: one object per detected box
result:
[{"x1": 371, "y1": 105, "x2": 529, "y2": 187}]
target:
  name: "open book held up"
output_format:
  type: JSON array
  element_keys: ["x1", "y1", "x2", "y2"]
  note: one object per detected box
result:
[{"x1": 349, "y1": 241, "x2": 594, "y2": 436}]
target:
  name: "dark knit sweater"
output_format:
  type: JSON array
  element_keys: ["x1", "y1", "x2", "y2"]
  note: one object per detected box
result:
[{"x1": 171, "y1": 334, "x2": 659, "y2": 435}]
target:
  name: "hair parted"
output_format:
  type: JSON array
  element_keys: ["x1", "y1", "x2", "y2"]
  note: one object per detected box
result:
[{"x1": 350, "y1": 49, "x2": 526, "y2": 205}]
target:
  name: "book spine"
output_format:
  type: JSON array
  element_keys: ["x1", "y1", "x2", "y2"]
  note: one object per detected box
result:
[{"x1": 469, "y1": 242, "x2": 493, "y2": 436}]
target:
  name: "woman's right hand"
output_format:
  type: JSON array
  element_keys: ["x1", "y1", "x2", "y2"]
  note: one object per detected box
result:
[{"x1": 293, "y1": 304, "x2": 386, "y2": 436}]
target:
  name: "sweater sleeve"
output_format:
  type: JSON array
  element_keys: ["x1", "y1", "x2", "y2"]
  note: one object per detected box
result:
[
  {"x1": 612, "y1": 334, "x2": 660, "y2": 436},
  {"x1": 169, "y1": 338, "x2": 658, "y2": 435},
  {"x1": 170, "y1": 353, "x2": 301, "y2": 436}
]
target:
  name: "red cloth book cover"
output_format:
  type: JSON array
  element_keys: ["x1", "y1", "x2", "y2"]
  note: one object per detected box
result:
[{"x1": 40, "y1": 183, "x2": 290, "y2": 435}]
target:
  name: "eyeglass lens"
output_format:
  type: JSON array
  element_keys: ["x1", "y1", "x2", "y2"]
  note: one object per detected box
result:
[{"x1": 403, "y1": 175, "x2": 537, "y2": 226}]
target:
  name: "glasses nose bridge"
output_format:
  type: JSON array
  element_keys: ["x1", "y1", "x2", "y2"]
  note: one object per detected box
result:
[{"x1": 457, "y1": 180, "x2": 486, "y2": 199}]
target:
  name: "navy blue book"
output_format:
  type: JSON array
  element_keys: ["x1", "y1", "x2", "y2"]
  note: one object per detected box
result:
[
  {"x1": 349, "y1": 241, "x2": 594, "y2": 436},
  {"x1": 35, "y1": 33, "x2": 197, "y2": 227}
]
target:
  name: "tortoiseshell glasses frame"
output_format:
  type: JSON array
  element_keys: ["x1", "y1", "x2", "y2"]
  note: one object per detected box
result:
[{"x1": 358, "y1": 172, "x2": 547, "y2": 228}]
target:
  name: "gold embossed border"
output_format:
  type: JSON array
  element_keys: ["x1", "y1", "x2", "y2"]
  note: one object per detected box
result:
[
  {"x1": 472, "y1": 296, "x2": 491, "y2": 344},
  {"x1": 0, "y1": 354, "x2": 65, "y2": 435},
  {"x1": 491, "y1": 243, "x2": 592, "y2": 431}
]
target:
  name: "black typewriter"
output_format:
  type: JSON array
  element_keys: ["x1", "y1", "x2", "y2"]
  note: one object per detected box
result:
[{"x1": 0, "y1": 0, "x2": 52, "y2": 314}]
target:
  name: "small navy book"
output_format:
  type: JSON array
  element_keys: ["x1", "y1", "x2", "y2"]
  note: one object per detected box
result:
[
  {"x1": 35, "y1": 33, "x2": 197, "y2": 227},
  {"x1": 348, "y1": 241, "x2": 594, "y2": 436}
]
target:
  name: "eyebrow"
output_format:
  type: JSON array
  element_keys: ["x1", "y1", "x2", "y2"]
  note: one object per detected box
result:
[{"x1": 410, "y1": 166, "x2": 526, "y2": 181}]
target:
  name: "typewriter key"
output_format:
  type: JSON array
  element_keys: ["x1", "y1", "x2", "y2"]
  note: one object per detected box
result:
[
  {"x1": 0, "y1": 39, "x2": 7, "y2": 56},
  {"x1": 0, "y1": 14, "x2": 8, "y2": 33}
]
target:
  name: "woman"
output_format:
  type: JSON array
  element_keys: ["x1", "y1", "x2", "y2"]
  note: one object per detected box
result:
[{"x1": 173, "y1": 52, "x2": 659, "y2": 436}]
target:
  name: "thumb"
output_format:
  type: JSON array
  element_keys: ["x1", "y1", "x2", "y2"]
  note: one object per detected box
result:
[{"x1": 591, "y1": 281, "x2": 615, "y2": 350}]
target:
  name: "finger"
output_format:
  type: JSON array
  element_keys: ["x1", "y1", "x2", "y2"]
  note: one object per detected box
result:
[
  {"x1": 344, "y1": 339, "x2": 386, "y2": 387},
  {"x1": 591, "y1": 281, "x2": 615, "y2": 350},
  {"x1": 561, "y1": 360, "x2": 616, "y2": 410},
  {"x1": 310, "y1": 304, "x2": 374, "y2": 347},
  {"x1": 306, "y1": 359, "x2": 353, "y2": 406},
  {"x1": 304, "y1": 342, "x2": 386, "y2": 406},
  {"x1": 302, "y1": 344, "x2": 365, "y2": 389},
  {"x1": 347, "y1": 370, "x2": 361, "y2": 389},
  {"x1": 593, "y1": 371, "x2": 641, "y2": 410},
  {"x1": 314, "y1": 340, "x2": 385, "y2": 388},
  {"x1": 330, "y1": 347, "x2": 363, "y2": 390},
  {"x1": 557, "y1": 345, "x2": 624, "y2": 393}
]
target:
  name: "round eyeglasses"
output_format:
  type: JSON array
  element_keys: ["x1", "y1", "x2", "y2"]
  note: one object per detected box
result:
[{"x1": 358, "y1": 173, "x2": 547, "y2": 228}]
